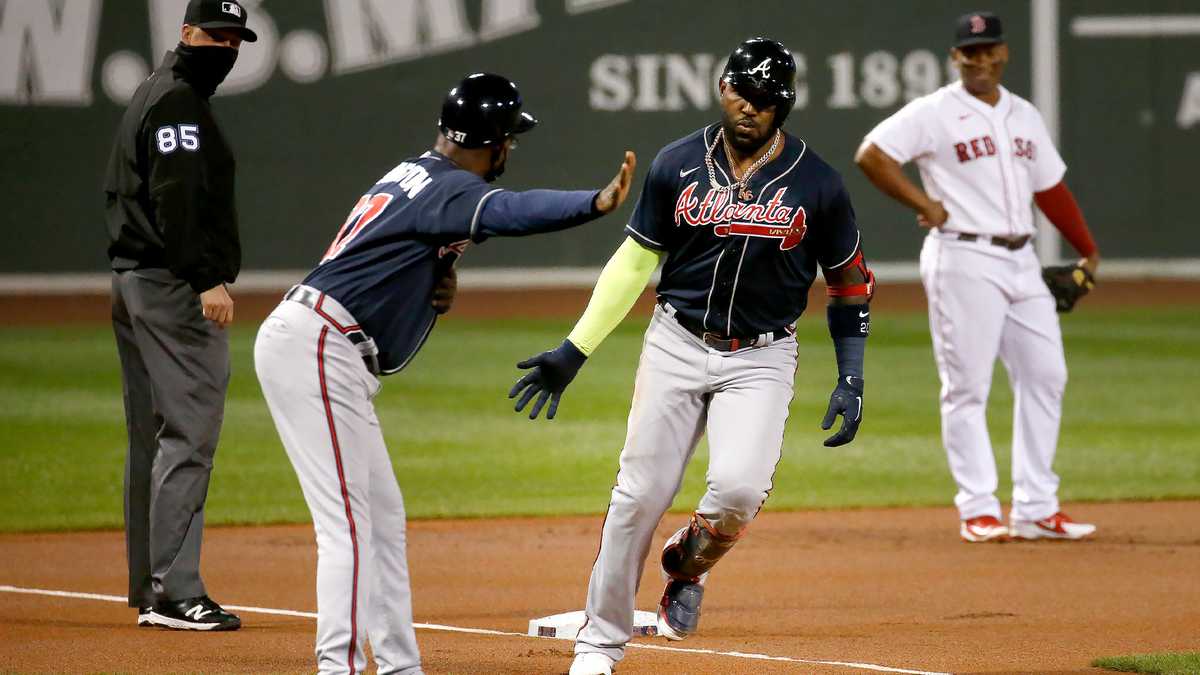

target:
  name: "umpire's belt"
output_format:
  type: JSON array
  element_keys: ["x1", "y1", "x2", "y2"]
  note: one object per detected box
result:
[
  {"x1": 947, "y1": 231, "x2": 1032, "y2": 250},
  {"x1": 659, "y1": 300, "x2": 794, "y2": 353},
  {"x1": 284, "y1": 285, "x2": 381, "y2": 376}
]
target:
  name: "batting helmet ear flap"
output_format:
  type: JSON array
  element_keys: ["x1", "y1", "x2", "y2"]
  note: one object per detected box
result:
[{"x1": 722, "y1": 37, "x2": 797, "y2": 127}]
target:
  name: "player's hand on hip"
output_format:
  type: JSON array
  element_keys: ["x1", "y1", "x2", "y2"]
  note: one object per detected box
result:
[
  {"x1": 431, "y1": 266, "x2": 457, "y2": 315},
  {"x1": 508, "y1": 340, "x2": 588, "y2": 420},
  {"x1": 593, "y1": 151, "x2": 637, "y2": 214},
  {"x1": 821, "y1": 376, "x2": 864, "y2": 447},
  {"x1": 200, "y1": 284, "x2": 234, "y2": 329},
  {"x1": 916, "y1": 200, "x2": 948, "y2": 229}
]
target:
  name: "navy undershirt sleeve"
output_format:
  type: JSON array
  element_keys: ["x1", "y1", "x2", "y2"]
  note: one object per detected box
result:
[{"x1": 472, "y1": 189, "x2": 600, "y2": 241}]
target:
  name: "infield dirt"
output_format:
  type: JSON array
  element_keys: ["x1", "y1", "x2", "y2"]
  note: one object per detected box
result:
[{"x1": 2, "y1": 501, "x2": 1198, "y2": 674}]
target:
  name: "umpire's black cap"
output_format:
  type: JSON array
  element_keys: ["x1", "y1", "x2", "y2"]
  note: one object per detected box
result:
[
  {"x1": 184, "y1": 0, "x2": 259, "y2": 42},
  {"x1": 438, "y1": 73, "x2": 539, "y2": 148},
  {"x1": 954, "y1": 11, "x2": 1004, "y2": 48}
]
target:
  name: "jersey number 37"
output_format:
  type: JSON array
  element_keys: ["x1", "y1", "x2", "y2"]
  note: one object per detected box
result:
[{"x1": 321, "y1": 193, "x2": 394, "y2": 263}]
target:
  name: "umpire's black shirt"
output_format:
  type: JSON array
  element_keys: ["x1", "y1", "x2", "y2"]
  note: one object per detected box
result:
[{"x1": 104, "y1": 46, "x2": 240, "y2": 293}]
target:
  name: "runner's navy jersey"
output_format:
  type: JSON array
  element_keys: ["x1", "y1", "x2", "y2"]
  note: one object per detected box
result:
[
  {"x1": 626, "y1": 125, "x2": 862, "y2": 336},
  {"x1": 303, "y1": 150, "x2": 599, "y2": 373}
]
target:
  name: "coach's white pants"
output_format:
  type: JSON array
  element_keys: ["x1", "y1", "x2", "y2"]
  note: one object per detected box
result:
[
  {"x1": 255, "y1": 300, "x2": 422, "y2": 675},
  {"x1": 576, "y1": 304, "x2": 797, "y2": 663},
  {"x1": 920, "y1": 231, "x2": 1067, "y2": 523}
]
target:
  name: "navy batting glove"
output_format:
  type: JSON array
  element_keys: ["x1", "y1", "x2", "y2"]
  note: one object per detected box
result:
[
  {"x1": 508, "y1": 340, "x2": 588, "y2": 420},
  {"x1": 821, "y1": 375, "x2": 864, "y2": 447}
]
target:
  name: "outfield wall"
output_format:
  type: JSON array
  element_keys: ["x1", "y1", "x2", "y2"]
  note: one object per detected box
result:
[{"x1": 1, "y1": 0, "x2": 1197, "y2": 275}]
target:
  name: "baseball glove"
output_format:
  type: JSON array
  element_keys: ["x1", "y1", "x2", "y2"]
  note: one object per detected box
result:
[{"x1": 1042, "y1": 263, "x2": 1095, "y2": 313}]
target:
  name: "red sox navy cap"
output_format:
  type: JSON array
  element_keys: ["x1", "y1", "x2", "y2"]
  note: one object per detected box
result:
[
  {"x1": 954, "y1": 11, "x2": 1004, "y2": 48},
  {"x1": 183, "y1": 0, "x2": 258, "y2": 42}
]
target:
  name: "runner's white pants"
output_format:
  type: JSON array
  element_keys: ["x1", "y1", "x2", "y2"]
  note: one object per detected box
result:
[
  {"x1": 255, "y1": 298, "x2": 422, "y2": 675},
  {"x1": 920, "y1": 230, "x2": 1067, "y2": 522},
  {"x1": 576, "y1": 303, "x2": 797, "y2": 663}
]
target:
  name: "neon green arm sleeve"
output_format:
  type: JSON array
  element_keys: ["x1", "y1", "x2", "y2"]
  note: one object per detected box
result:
[{"x1": 566, "y1": 236, "x2": 664, "y2": 356}]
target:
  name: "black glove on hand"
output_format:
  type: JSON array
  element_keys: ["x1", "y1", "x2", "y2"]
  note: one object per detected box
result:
[
  {"x1": 821, "y1": 375, "x2": 864, "y2": 447},
  {"x1": 508, "y1": 340, "x2": 588, "y2": 420},
  {"x1": 1042, "y1": 263, "x2": 1095, "y2": 313}
]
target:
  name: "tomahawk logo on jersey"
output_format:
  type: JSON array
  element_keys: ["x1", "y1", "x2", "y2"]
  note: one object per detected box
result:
[
  {"x1": 626, "y1": 124, "x2": 861, "y2": 336},
  {"x1": 673, "y1": 183, "x2": 807, "y2": 250}
]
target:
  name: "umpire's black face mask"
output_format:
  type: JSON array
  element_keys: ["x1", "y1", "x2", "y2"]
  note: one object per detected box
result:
[{"x1": 175, "y1": 43, "x2": 239, "y2": 96}]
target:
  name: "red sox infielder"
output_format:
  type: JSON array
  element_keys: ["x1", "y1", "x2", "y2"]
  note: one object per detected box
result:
[{"x1": 856, "y1": 11, "x2": 1100, "y2": 542}]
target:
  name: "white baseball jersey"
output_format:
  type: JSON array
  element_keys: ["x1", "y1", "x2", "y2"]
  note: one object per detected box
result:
[{"x1": 864, "y1": 81, "x2": 1066, "y2": 237}]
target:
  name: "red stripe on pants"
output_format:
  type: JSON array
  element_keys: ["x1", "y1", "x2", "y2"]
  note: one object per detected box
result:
[{"x1": 318, "y1": 326, "x2": 360, "y2": 675}]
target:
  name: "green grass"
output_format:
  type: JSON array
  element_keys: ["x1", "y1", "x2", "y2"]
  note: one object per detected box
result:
[
  {"x1": 0, "y1": 306, "x2": 1197, "y2": 532},
  {"x1": 1093, "y1": 652, "x2": 1200, "y2": 674}
]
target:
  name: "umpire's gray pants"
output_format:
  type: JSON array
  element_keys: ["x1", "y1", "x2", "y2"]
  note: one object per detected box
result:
[{"x1": 111, "y1": 269, "x2": 229, "y2": 607}]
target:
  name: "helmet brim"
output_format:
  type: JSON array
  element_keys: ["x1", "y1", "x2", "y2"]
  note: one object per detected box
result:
[
  {"x1": 723, "y1": 73, "x2": 795, "y2": 107},
  {"x1": 512, "y1": 111, "x2": 538, "y2": 135}
]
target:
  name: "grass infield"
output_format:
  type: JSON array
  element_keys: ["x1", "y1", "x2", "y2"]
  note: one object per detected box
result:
[
  {"x1": 0, "y1": 307, "x2": 1197, "y2": 532},
  {"x1": 1092, "y1": 652, "x2": 1200, "y2": 674}
]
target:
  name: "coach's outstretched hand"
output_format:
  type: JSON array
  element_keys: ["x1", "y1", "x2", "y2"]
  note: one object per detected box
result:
[
  {"x1": 593, "y1": 151, "x2": 637, "y2": 214},
  {"x1": 509, "y1": 340, "x2": 588, "y2": 420},
  {"x1": 821, "y1": 376, "x2": 864, "y2": 447}
]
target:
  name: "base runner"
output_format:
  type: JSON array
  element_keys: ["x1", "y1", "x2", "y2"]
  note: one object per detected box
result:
[{"x1": 507, "y1": 39, "x2": 875, "y2": 675}]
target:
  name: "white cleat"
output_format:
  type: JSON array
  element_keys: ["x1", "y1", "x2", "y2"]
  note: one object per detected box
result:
[
  {"x1": 569, "y1": 652, "x2": 615, "y2": 675},
  {"x1": 960, "y1": 515, "x2": 1009, "y2": 542},
  {"x1": 1010, "y1": 512, "x2": 1096, "y2": 540}
]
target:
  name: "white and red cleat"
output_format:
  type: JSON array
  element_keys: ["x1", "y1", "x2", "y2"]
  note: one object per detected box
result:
[
  {"x1": 1010, "y1": 512, "x2": 1096, "y2": 540},
  {"x1": 960, "y1": 515, "x2": 1009, "y2": 542}
]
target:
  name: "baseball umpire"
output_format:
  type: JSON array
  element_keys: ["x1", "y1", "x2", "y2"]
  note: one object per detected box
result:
[
  {"x1": 855, "y1": 11, "x2": 1100, "y2": 542},
  {"x1": 508, "y1": 38, "x2": 875, "y2": 675},
  {"x1": 254, "y1": 73, "x2": 635, "y2": 674},
  {"x1": 103, "y1": 0, "x2": 256, "y2": 630}
]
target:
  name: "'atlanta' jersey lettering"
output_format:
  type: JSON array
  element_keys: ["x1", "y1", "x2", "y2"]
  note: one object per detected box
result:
[
  {"x1": 626, "y1": 124, "x2": 861, "y2": 336},
  {"x1": 673, "y1": 184, "x2": 807, "y2": 250}
]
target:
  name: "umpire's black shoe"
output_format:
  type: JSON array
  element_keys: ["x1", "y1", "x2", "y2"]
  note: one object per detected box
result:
[
  {"x1": 136, "y1": 606, "x2": 154, "y2": 627},
  {"x1": 657, "y1": 579, "x2": 703, "y2": 641},
  {"x1": 148, "y1": 595, "x2": 241, "y2": 631}
]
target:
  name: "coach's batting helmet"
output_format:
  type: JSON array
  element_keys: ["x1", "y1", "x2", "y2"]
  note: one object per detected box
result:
[
  {"x1": 722, "y1": 38, "x2": 797, "y2": 127},
  {"x1": 438, "y1": 73, "x2": 539, "y2": 148}
]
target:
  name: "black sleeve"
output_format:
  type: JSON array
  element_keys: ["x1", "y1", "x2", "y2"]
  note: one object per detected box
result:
[
  {"x1": 414, "y1": 169, "x2": 599, "y2": 243},
  {"x1": 472, "y1": 189, "x2": 601, "y2": 241},
  {"x1": 812, "y1": 173, "x2": 862, "y2": 270},
  {"x1": 623, "y1": 150, "x2": 674, "y2": 251},
  {"x1": 144, "y1": 88, "x2": 224, "y2": 293}
]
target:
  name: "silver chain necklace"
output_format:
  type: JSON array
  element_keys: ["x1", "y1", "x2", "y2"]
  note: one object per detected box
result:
[{"x1": 704, "y1": 127, "x2": 781, "y2": 202}]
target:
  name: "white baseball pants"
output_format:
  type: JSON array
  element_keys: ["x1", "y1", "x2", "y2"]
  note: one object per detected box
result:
[
  {"x1": 255, "y1": 299, "x2": 422, "y2": 675},
  {"x1": 576, "y1": 303, "x2": 797, "y2": 663},
  {"x1": 920, "y1": 230, "x2": 1067, "y2": 522}
]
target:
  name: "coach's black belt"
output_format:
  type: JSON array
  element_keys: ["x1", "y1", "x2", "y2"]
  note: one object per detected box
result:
[
  {"x1": 284, "y1": 286, "x2": 381, "y2": 375},
  {"x1": 954, "y1": 232, "x2": 1032, "y2": 250},
  {"x1": 661, "y1": 301, "x2": 793, "y2": 352}
]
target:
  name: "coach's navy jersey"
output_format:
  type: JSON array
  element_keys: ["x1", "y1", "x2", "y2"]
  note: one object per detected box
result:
[
  {"x1": 626, "y1": 125, "x2": 861, "y2": 336},
  {"x1": 303, "y1": 151, "x2": 599, "y2": 373}
]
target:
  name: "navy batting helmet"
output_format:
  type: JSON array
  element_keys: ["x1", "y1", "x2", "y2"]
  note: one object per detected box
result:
[
  {"x1": 722, "y1": 38, "x2": 797, "y2": 127},
  {"x1": 438, "y1": 73, "x2": 539, "y2": 148}
]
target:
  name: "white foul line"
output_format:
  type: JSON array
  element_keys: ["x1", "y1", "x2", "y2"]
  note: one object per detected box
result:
[
  {"x1": 0, "y1": 584, "x2": 950, "y2": 675},
  {"x1": 1071, "y1": 15, "x2": 1200, "y2": 37}
]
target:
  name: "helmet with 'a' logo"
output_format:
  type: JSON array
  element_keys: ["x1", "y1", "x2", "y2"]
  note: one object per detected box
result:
[
  {"x1": 437, "y1": 73, "x2": 539, "y2": 148},
  {"x1": 721, "y1": 37, "x2": 797, "y2": 127}
]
